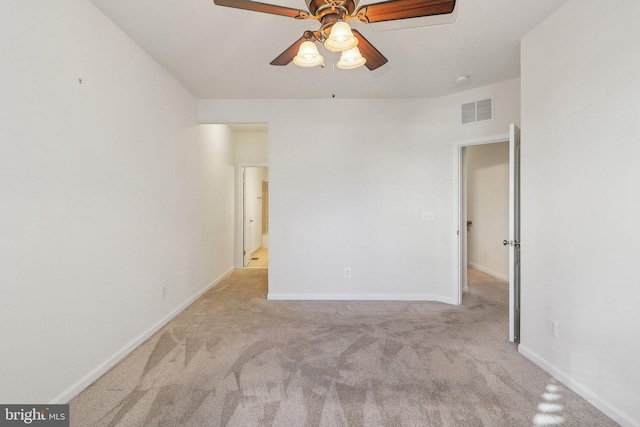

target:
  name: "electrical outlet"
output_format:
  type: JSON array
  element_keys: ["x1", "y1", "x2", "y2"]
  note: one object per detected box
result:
[
  {"x1": 549, "y1": 318, "x2": 559, "y2": 338},
  {"x1": 344, "y1": 268, "x2": 352, "y2": 278}
]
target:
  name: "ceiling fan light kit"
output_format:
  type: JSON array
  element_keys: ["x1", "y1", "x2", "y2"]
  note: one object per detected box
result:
[
  {"x1": 323, "y1": 21, "x2": 358, "y2": 52},
  {"x1": 290, "y1": 21, "x2": 365, "y2": 70},
  {"x1": 337, "y1": 46, "x2": 366, "y2": 69},
  {"x1": 213, "y1": 0, "x2": 456, "y2": 71},
  {"x1": 293, "y1": 41, "x2": 325, "y2": 67}
]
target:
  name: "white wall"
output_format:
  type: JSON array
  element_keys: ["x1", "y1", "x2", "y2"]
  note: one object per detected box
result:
[
  {"x1": 235, "y1": 131, "x2": 269, "y2": 165},
  {"x1": 198, "y1": 77, "x2": 520, "y2": 302},
  {"x1": 0, "y1": 0, "x2": 235, "y2": 403},
  {"x1": 520, "y1": 1, "x2": 640, "y2": 425},
  {"x1": 199, "y1": 125, "x2": 237, "y2": 273},
  {"x1": 466, "y1": 142, "x2": 509, "y2": 280}
]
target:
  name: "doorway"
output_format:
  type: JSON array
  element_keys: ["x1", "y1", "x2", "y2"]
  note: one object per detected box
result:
[
  {"x1": 242, "y1": 166, "x2": 269, "y2": 268},
  {"x1": 456, "y1": 125, "x2": 521, "y2": 342},
  {"x1": 465, "y1": 141, "x2": 510, "y2": 282}
]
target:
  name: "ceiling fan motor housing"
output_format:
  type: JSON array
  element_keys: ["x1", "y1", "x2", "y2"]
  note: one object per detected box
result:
[
  {"x1": 307, "y1": 0, "x2": 357, "y2": 39},
  {"x1": 305, "y1": 0, "x2": 358, "y2": 16}
]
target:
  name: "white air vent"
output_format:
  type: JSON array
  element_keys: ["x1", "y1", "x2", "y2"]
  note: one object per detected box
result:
[
  {"x1": 461, "y1": 102, "x2": 476, "y2": 124},
  {"x1": 461, "y1": 98, "x2": 493, "y2": 124},
  {"x1": 476, "y1": 98, "x2": 492, "y2": 121}
]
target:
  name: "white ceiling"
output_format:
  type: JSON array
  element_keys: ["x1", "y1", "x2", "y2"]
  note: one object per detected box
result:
[{"x1": 88, "y1": 0, "x2": 569, "y2": 99}]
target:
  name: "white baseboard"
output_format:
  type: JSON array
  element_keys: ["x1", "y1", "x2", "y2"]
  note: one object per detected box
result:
[
  {"x1": 468, "y1": 262, "x2": 508, "y2": 282},
  {"x1": 518, "y1": 344, "x2": 638, "y2": 427},
  {"x1": 267, "y1": 293, "x2": 458, "y2": 305},
  {"x1": 51, "y1": 266, "x2": 234, "y2": 404}
]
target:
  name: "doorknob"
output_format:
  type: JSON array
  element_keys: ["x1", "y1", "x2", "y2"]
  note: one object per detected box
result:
[
  {"x1": 503, "y1": 240, "x2": 521, "y2": 247},
  {"x1": 503, "y1": 240, "x2": 510, "y2": 246}
]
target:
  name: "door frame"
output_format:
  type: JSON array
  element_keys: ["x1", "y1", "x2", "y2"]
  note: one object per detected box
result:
[
  {"x1": 454, "y1": 129, "x2": 519, "y2": 342},
  {"x1": 236, "y1": 163, "x2": 269, "y2": 268},
  {"x1": 454, "y1": 133, "x2": 509, "y2": 299}
]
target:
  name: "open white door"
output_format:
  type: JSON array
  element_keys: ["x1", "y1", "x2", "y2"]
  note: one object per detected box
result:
[
  {"x1": 243, "y1": 168, "x2": 252, "y2": 267},
  {"x1": 505, "y1": 124, "x2": 521, "y2": 343},
  {"x1": 459, "y1": 146, "x2": 468, "y2": 302}
]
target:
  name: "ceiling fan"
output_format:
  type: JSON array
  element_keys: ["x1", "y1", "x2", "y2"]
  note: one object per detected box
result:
[{"x1": 212, "y1": 0, "x2": 457, "y2": 70}]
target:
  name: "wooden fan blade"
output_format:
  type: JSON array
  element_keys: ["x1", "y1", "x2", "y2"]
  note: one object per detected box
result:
[
  {"x1": 270, "y1": 36, "x2": 307, "y2": 66},
  {"x1": 213, "y1": 0, "x2": 308, "y2": 19},
  {"x1": 352, "y1": 30, "x2": 388, "y2": 71},
  {"x1": 355, "y1": 0, "x2": 455, "y2": 24}
]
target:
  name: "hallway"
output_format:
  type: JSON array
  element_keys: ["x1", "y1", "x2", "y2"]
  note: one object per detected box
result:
[{"x1": 246, "y1": 246, "x2": 268, "y2": 268}]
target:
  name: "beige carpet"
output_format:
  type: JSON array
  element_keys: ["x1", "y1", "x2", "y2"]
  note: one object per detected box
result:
[{"x1": 70, "y1": 268, "x2": 617, "y2": 426}]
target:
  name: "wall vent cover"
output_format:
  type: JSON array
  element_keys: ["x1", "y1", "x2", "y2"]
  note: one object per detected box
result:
[
  {"x1": 461, "y1": 98, "x2": 493, "y2": 124},
  {"x1": 461, "y1": 102, "x2": 476, "y2": 124}
]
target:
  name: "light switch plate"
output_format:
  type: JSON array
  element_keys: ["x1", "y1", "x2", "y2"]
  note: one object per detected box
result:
[{"x1": 421, "y1": 211, "x2": 435, "y2": 221}]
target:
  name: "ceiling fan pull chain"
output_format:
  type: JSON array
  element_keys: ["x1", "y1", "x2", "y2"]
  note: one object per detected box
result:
[{"x1": 332, "y1": 51, "x2": 336, "y2": 98}]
